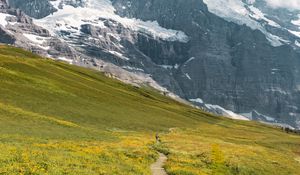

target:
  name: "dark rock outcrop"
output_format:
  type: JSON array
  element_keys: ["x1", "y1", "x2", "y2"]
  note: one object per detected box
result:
[{"x1": 7, "y1": 0, "x2": 56, "y2": 19}]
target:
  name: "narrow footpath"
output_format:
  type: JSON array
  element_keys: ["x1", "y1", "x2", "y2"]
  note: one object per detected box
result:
[{"x1": 150, "y1": 152, "x2": 168, "y2": 175}]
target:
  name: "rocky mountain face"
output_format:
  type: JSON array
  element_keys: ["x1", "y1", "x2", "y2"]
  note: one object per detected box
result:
[
  {"x1": 111, "y1": 0, "x2": 300, "y2": 127},
  {"x1": 1, "y1": 0, "x2": 300, "y2": 128},
  {"x1": 6, "y1": 0, "x2": 56, "y2": 18}
]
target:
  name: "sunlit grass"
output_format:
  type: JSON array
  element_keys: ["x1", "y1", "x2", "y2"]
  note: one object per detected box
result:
[
  {"x1": 0, "y1": 133, "x2": 157, "y2": 175},
  {"x1": 161, "y1": 122, "x2": 300, "y2": 175}
]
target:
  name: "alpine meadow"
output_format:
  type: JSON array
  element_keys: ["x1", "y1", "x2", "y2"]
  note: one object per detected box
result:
[
  {"x1": 0, "y1": 46, "x2": 299, "y2": 175},
  {"x1": 1, "y1": 0, "x2": 300, "y2": 174}
]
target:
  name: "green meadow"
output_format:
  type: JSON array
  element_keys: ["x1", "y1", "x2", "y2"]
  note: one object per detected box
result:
[{"x1": 0, "y1": 45, "x2": 299, "y2": 175}]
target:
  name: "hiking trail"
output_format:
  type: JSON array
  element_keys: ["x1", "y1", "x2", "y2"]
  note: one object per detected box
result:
[{"x1": 150, "y1": 152, "x2": 168, "y2": 175}]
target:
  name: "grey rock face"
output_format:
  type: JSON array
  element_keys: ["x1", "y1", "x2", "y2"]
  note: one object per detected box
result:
[
  {"x1": 2, "y1": 0, "x2": 300, "y2": 128},
  {"x1": 0, "y1": 27, "x2": 15, "y2": 44},
  {"x1": 7, "y1": 0, "x2": 56, "y2": 19},
  {"x1": 70, "y1": 18, "x2": 185, "y2": 96},
  {"x1": 58, "y1": 0, "x2": 88, "y2": 8},
  {"x1": 112, "y1": 0, "x2": 300, "y2": 128},
  {"x1": 0, "y1": 0, "x2": 8, "y2": 9}
]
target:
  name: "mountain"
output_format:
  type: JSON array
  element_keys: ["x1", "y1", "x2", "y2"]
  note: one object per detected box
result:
[
  {"x1": 1, "y1": 45, "x2": 300, "y2": 175},
  {"x1": 0, "y1": 0, "x2": 300, "y2": 128}
]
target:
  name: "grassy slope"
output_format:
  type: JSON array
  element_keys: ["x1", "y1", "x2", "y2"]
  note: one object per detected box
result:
[
  {"x1": 160, "y1": 122, "x2": 300, "y2": 175},
  {"x1": 0, "y1": 45, "x2": 299, "y2": 175},
  {"x1": 0, "y1": 46, "x2": 204, "y2": 133}
]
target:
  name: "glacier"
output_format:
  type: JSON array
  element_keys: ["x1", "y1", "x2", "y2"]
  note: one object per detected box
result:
[
  {"x1": 202, "y1": 0, "x2": 296, "y2": 47},
  {"x1": 34, "y1": 0, "x2": 189, "y2": 43}
]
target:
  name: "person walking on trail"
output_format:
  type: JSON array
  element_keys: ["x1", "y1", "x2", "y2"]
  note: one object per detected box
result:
[{"x1": 155, "y1": 133, "x2": 161, "y2": 143}]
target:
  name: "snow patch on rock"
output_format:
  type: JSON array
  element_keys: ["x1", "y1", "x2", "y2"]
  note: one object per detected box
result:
[
  {"x1": 291, "y1": 15, "x2": 300, "y2": 26},
  {"x1": 288, "y1": 30, "x2": 300, "y2": 38},
  {"x1": 189, "y1": 98, "x2": 204, "y2": 104},
  {"x1": 23, "y1": 33, "x2": 48, "y2": 45},
  {"x1": 202, "y1": 0, "x2": 284, "y2": 47},
  {"x1": 185, "y1": 73, "x2": 192, "y2": 80},
  {"x1": 122, "y1": 66, "x2": 144, "y2": 72},
  {"x1": 35, "y1": 0, "x2": 189, "y2": 42},
  {"x1": 248, "y1": 5, "x2": 280, "y2": 27},
  {"x1": 189, "y1": 98, "x2": 249, "y2": 121},
  {"x1": 108, "y1": 50, "x2": 130, "y2": 61},
  {"x1": 205, "y1": 104, "x2": 250, "y2": 121},
  {"x1": 0, "y1": 13, "x2": 12, "y2": 27},
  {"x1": 57, "y1": 56, "x2": 74, "y2": 64}
]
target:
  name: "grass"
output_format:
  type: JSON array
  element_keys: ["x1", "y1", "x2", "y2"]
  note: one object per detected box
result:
[
  {"x1": 160, "y1": 121, "x2": 300, "y2": 175},
  {"x1": 0, "y1": 45, "x2": 299, "y2": 174},
  {"x1": 0, "y1": 133, "x2": 156, "y2": 174}
]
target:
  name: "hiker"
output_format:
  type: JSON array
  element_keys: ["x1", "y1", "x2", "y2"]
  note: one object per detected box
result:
[{"x1": 155, "y1": 133, "x2": 161, "y2": 143}]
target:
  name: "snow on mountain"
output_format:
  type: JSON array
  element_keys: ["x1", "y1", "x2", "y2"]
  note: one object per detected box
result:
[
  {"x1": 23, "y1": 33, "x2": 48, "y2": 45},
  {"x1": 203, "y1": 104, "x2": 249, "y2": 121},
  {"x1": 264, "y1": 0, "x2": 300, "y2": 10},
  {"x1": 189, "y1": 98, "x2": 204, "y2": 104},
  {"x1": 295, "y1": 40, "x2": 300, "y2": 47},
  {"x1": 247, "y1": 5, "x2": 280, "y2": 27},
  {"x1": 57, "y1": 56, "x2": 74, "y2": 64},
  {"x1": 189, "y1": 98, "x2": 249, "y2": 121},
  {"x1": 34, "y1": 0, "x2": 189, "y2": 43},
  {"x1": 292, "y1": 15, "x2": 300, "y2": 26},
  {"x1": 0, "y1": 13, "x2": 12, "y2": 27},
  {"x1": 202, "y1": 0, "x2": 285, "y2": 46},
  {"x1": 202, "y1": 0, "x2": 300, "y2": 47},
  {"x1": 289, "y1": 30, "x2": 300, "y2": 38}
]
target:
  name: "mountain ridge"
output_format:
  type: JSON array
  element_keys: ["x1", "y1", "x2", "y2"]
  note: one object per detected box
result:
[{"x1": 0, "y1": 0, "x2": 300, "y2": 128}]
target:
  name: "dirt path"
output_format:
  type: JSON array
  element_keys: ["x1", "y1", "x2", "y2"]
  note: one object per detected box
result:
[{"x1": 150, "y1": 152, "x2": 168, "y2": 175}]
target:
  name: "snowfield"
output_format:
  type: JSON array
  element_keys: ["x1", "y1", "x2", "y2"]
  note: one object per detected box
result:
[
  {"x1": 23, "y1": 34, "x2": 48, "y2": 45},
  {"x1": 202, "y1": 0, "x2": 295, "y2": 47},
  {"x1": 34, "y1": 0, "x2": 189, "y2": 43},
  {"x1": 189, "y1": 98, "x2": 250, "y2": 121},
  {"x1": 205, "y1": 104, "x2": 250, "y2": 121},
  {"x1": 0, "y1": 13, "x2": 12, "y2": 27}
]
